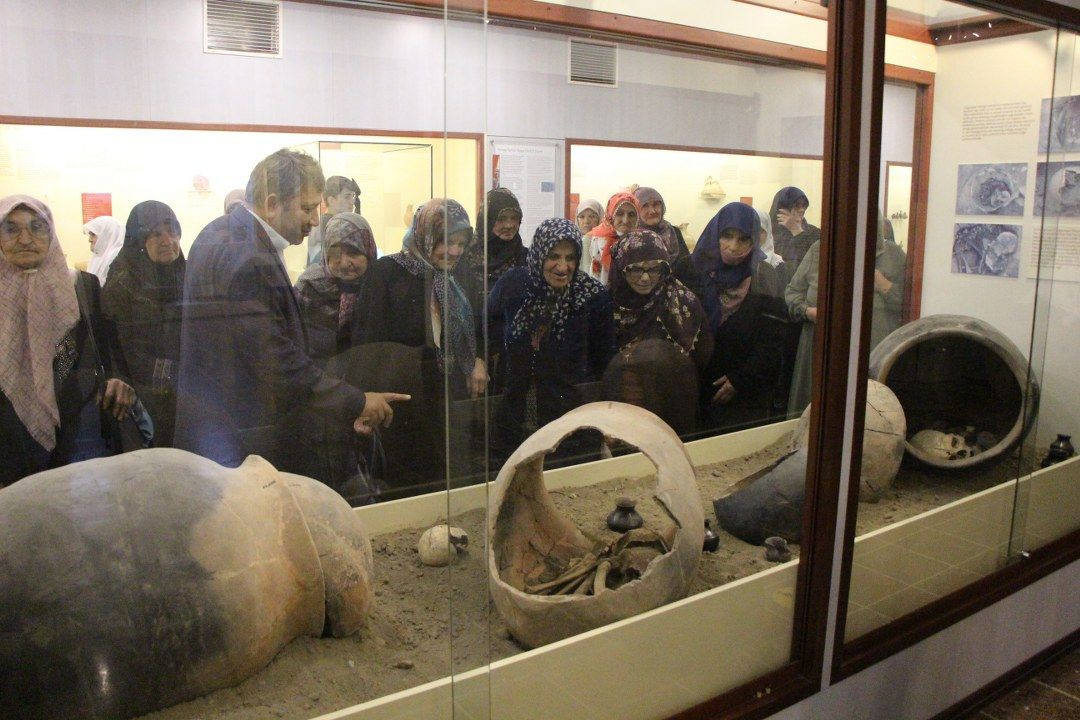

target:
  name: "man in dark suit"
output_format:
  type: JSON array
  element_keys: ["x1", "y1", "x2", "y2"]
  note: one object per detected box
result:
[{"x1": 175, "y1": 149, "x2": 406, "y2": 473}]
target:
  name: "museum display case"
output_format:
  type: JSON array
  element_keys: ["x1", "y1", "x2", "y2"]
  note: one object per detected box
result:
[
  {"x1": 0, "y1": 1, "x2": 1076, "y2": 720},
  {"x1": 830, "y1": 0, "x2": 1080, "y2": 682}
]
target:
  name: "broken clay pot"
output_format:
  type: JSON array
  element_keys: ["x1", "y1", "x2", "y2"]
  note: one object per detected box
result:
[
  {"x1": 488, "y1": 402, "x2": 703, "y2": 649},
  {"x1": 0, "y1": 449, "x2": 374, "y2": 720}
]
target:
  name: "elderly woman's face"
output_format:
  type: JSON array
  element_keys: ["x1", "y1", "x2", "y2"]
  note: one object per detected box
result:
[
  {"x1": 429, "y1": 229, "x2": 470, "y2": 270},
  {"x1": 1, "y1": 208, "x2": 51, "y2": 270},
  {"x1": 492, "y1": 208, "x2": 522, "y2": 242},
  {"x1": 639, "y1": 199, "x2": 664, "y2": 227},
  {"x1": 576, "y1": 209, "x2": 600, "y2": 235},
  {"x1": 145, "y1": 221, "x2": 182, "y2": 265},
  {"x1": 612, "y1": 202, "x2": 639, "y2": 236},
  {"x1": 327, "y1": 245, "x2": 369, "y2": 281},
  {"x1": 542, "y1": 240, "x2": 578, "y2": 290}
]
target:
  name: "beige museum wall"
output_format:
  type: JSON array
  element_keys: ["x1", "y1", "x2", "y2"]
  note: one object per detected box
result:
[
  {"x1": 535, "y1": 0, "x2": 936, "y2": 71},
  {"x1": 569, "y1": 144, "x2": 824, "y2": 246},
  {"x1": 920, "y1": 29, "x2": 1080, "y2": 456},
  {"x1": 0, "y1": 125, "x2": 478, "y2": 277}
]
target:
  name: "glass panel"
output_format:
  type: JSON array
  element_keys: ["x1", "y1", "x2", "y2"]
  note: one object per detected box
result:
[
  {"x1": 1015, "y1": 26, "x2": 1080, "y2": 553},
  {"x1": 479, "y1": 8, "x2": 831, "y2": 719},
  {"x1": 843, "y1": 1, "x2": 1062, "y2": 643}
]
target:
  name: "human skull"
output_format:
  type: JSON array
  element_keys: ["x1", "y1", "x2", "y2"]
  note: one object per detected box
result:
[{"x1": 910, "y1": 429, "x2": 969, "y2": 461}]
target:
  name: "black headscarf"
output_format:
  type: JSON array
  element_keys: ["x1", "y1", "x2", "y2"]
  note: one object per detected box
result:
[
  {"x1": 460, "y1": 187, "x2": 526, "y2": 288},
  {"x1": 113, "y1": 200, "x2": 186, "y2": 304}
]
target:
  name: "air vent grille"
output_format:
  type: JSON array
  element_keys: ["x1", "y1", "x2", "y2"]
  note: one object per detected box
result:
[
  {"x1": 568, "y1": 38, "x2": 617, "y2": 87},
  {"x1": 205, "y1": 0, "x2": 282, "y2": 57}
]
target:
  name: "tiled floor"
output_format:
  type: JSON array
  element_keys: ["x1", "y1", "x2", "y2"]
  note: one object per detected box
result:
[{"x1": 959, "y1": 648, "x2": 1080, "y2": 719}]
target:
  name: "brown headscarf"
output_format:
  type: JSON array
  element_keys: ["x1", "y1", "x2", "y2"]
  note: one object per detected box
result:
[
  {"x1": 633, "y1": 187, "x2": 683, "y2": 261},
  {"x1": 611, "y1": 229, "x2": 706, "y2": 356},
  {"x1": 0, "y1": 195, "x2": 80, "y2": 450}
]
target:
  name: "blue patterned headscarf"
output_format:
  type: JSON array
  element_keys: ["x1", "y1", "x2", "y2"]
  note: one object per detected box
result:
[
  {"x1": 507, "y1": 218, "x2": 605, "y2": 344},
  {"x1": 391, "y1": 198, "x2": 477, "y2": 380}
]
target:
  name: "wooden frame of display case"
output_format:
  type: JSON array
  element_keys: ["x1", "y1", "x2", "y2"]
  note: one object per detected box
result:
[{"x1": 3, "y1": 1, "x2": 1076, "y2": 718}]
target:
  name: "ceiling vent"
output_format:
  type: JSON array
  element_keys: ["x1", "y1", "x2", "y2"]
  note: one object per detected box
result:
[
  {"x1": 568, "y1": 38, "x2": 617, "y2": 87},
  {"x1": 204, "y1": 0, "x2": 282, "y2": 58}
]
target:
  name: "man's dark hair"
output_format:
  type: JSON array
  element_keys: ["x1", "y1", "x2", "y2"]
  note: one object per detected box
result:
[
  {"x1": 245, "y1": 149, "x2": 325, "y2": 207},
  {"x1": 324, "y1": 176, "x2": 360, "y2": 201}
]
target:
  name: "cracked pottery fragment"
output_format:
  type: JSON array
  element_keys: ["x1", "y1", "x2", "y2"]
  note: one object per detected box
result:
[
  {"x1": 0, "y1": 449, "x2": 374, "y2": 720},
  {"x1": 488, "y1": 402, "x2": 703, "y2": 649},
  {"x1": 715, "y1": 381, "x2": 905, "y2": 545}
]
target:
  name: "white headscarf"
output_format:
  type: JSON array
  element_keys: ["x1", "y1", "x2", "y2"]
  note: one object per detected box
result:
[
  {"x1": 0, "y1": 195, "x2": 81, "y2": 451},
  {"x1": 84, "y1": 215, "x2": 124, "y2": 285},
  {"x1": 755, "y1": 207, "x2": 783, "y2": 268},
  {"x1": 576, "y1": 199, "x2": 603, "y2": 224}
]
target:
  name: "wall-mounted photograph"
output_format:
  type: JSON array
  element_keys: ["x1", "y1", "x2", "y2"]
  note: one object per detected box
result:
[
  {"x1": 952, "y1": 223, "x2": 1022, "y2": 278},
  {"x1": 1034, "y1": 161, "x2": 1080, "y2": 217},
  {"x1": 1038, "y1": 94, "x2": 1080, "y2": 153},
  {"x1": 955, "y1": 163, "x2": 1026, "y2": 215}
]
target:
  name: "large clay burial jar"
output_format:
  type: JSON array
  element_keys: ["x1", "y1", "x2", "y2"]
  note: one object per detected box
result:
[
  {"x1": 0, "y1": 449, "x2": 374, "y2": 720},
  {"x1": 869, "y1": 314, "x2": 1038, "y2": 469},
  {"x1": 488, "y1": 402, "x2": 703, "y2": 649}
]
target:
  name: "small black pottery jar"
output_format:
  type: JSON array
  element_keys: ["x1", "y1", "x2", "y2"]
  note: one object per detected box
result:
[
  {"x1": 1042, "y1": 434, "x2": 1075, "y2": 468},
  {"x1": 606, "y1": 497, "x2": 644, "y2": 533},
  {"x1": 703, "y1": 520, "x2": 720, "y2": 553}
]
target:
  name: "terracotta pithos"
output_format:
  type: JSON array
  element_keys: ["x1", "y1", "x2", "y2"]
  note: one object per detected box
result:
[
  {"x1": 715, "y1": 380, "x2": 905, "y2": 545},
  {"x1": 868, "y1": 314, "x2": 1038, "y2": 470},
  {"x1": 0, "y1": 449, "x2": 374, "y2": 720},
  {"x1": 488, "y1": 402, "x2": 703, "y2": 649},
  {"x1": 791, "y1": 379, "x2": 906, "y2": 499}
]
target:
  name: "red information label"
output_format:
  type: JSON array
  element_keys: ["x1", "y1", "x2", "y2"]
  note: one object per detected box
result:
[{"x1": 81, "y1": 193, "x2": 112, "y2": 224}]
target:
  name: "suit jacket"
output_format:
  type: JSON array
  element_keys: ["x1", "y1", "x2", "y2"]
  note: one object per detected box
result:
[{"x1": 175, "y1": 206, "x2": 366, "y2": 472}]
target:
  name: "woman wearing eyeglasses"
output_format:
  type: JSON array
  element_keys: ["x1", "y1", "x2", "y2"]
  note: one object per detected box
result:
[
  {"x1": 0, "y1": 195, "x2": 135, "y2": 486},
  {"x1": 603, "y1": 229, "x2": 711, "y2": 434},
  {"x1": 690, "y1": 202, "x2": 787, "y2": 434}
]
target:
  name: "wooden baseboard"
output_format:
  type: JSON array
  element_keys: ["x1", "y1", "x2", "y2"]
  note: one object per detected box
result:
[{"x1": 929, "y1": 627, "x2": 1080, "y2": 720}]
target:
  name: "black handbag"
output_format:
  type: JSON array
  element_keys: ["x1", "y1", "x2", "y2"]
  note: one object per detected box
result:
[{"x1": 73, "y1": 275, "x2": 149, "y2": 454}]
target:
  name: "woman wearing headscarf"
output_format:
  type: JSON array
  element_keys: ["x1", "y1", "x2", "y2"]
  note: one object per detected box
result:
[
  {"x1": 633, "y1": 187, "x2": 691, "y2": 263},
  {"x1": 101, "y1": 201, "x2": 185, "y2": 447},
  {"x1": 455, "y1": 187, "x2": 527, "y2": 391},
  {"x1": 586, "y1": 191, "x2": 641, "y2": 286},
  {"x1": 603, "y1": 228, "x2": 711, "y2": 434},
  {"x1": 769, "y1": 186, "x2": 821, "y2": 271},
  {"x1": 84, "y1": 215, "x2": 124, "y2": 286},
  {"x1": 784, "y1": 240, "x2": 820, "y2": 416},
  {"x1": 488, "y1": 218, "x2": 615, "y2": 461},
  {"x1": 754, "y1": 207, "x2": 785, "y2": 271},
  {"x1": 871, "y1": 212, "x2": 907, "y2": 351},
  {"x1": 575, "y1": 199, "x2": 603, "y2": 237},
  {"x1": 1, "y1": 195, "x2": 135, "y2": 486},
  {"x1": 358, "y1": 198, "x2": 487, "y2": 398},
  {"x1": 690, "y1": 202, "x2": 786, "y2": 433},
  {"x1": 770, "y1": 186, "x2": 821, "y2": 415},
  {"x1": 296, "y1": 212, "x2": 377, "y2": 364},
  {"x1": 355, "y1": 199, "x2": 486, "y2": 492}
]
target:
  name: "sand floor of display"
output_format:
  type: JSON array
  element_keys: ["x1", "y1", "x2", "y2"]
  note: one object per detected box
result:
[{"x1": 142, "y1": 435, "x2": 1033, "y2": 720}]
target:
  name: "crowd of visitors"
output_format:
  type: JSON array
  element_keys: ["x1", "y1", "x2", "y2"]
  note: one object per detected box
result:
[{"x1": 0, "y1": 148, "x2": 907, "y2": 500}]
